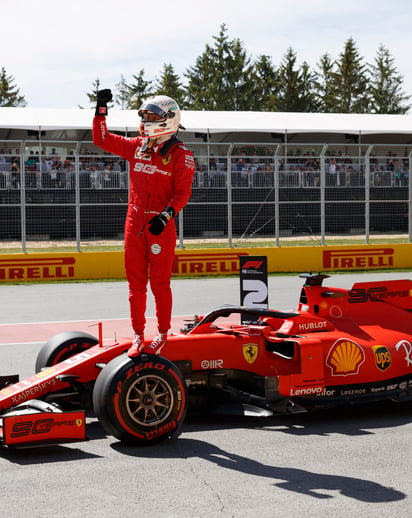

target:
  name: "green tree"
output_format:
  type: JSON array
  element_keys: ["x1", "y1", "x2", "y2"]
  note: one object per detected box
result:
[
  {"x1": 276, "y1": 48, "x2": 318, "y2": 112},
  {"x1": 185, "y1": 47, "x2": 215, "y2": 109},
  {"x1": 334, "y1": 38, "x2": 370, "y2": 113},
  {"x1": 252, "y1": 55, "x2": 279, "y2": 111},
  {"x1": 314, "y1": 53, "x2": 340, "y2": 112},
  {"x1": 299, "y1": 62, "x2": 321, "y2": 112},
  {"x1": 115, "y1": 74, "x2": 129, "y2": 110},
  {"x1": 185, "y1": 24, "x2": 255, "y2": 110},
  {"x1": 227, "y1": 38, "x2": 257, "y2": 110},
  {"x1": 0, "y1": 67, "x2": 26, "y2": 107},
  {"x1": 81, "y1": 30, "x2": 411, "y2": 115},
  {"x1": 125, "y1": 69, "x2": 153, "y2": 109},
  {"x1": 368, "y1": 44, "x2": 410, "y2": 114},
  {"x1": 153, "y1": 64, "x2": 186, "y2": 108},
  {"x1": 85, "y1": 78, "x2": 102, "y2": 107}
]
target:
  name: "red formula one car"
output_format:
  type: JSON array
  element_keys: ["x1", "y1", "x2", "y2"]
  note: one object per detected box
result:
[{"x1": 1, "y1": 273, "x2": 412, "y2": 447}]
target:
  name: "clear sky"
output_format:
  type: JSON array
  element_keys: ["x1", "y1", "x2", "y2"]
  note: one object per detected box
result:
[{"x1": 2, "y1": 0, "x2": 412, "y2": 109}]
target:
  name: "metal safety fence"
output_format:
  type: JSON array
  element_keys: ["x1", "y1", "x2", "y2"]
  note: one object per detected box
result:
[{"x1": 0, "y1": 139, "x2": 411, "y2": 252}]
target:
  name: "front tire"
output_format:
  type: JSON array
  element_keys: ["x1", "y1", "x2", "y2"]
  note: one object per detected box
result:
[
  {"x1": 93, "y1": 354, "x2": 187, "y2": 445},
  {"x1": 35, "y1": 331, "x2": 98, "y2": 372},
  {"x1": 35, "y1": 331, "x2": 99, "y2": 409}
]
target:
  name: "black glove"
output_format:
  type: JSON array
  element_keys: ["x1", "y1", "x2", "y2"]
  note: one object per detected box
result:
[
  {"x1": 148, "y1": 206, "x2": 175, "y2": 235},
  {"x1": 95, "y1": 89, "x2": 113, "y2": 116}
]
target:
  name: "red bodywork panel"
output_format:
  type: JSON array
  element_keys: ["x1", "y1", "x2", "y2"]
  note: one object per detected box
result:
[
  {"x1": 1, "y1": 275, "x2": 412, "y2": 446},
  {"x1": 1, "y1": 410, "x2": 86, "y2": 447},
  {"x1": 0, "y1": 340, "x2": 130, "y2": 412}
]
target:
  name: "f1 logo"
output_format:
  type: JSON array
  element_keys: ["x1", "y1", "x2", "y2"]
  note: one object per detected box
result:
[{"x1": 242, "y1": 261, "x2": 263, "y2": 269}]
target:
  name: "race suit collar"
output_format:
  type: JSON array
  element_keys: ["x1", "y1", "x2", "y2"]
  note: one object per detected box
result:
[{"x1": 158, "y1": 135, "x2": 181, "y2": 156}]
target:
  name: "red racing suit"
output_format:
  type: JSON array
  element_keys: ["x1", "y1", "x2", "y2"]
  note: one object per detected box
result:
[{"x1": 92, "y1": 116, "x2": 195, "y2": 336}]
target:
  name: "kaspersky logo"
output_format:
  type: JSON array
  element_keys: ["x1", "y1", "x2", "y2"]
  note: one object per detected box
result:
[
  {"x1": 323, "y1": 248, "x2": 394, "y2": 269},
  {"x1": 173, "y1": 252, "x2": 248, "y2": 275},
  {"x1": 0, "y1": 257, "x2": 75, "y2": 281}
]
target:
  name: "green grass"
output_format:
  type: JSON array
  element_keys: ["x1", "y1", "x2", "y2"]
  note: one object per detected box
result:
[
  {"x1": 1, "y1": 235, "x2": 410, "y2": 254},
  {"x1": 182, "y1": 237, "x2": 411, "y2": 248}
]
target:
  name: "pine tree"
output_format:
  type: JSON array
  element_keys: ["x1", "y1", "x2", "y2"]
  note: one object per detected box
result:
[
  {"x1": 368, "y1": 44, "x2": 411, "y2": 114},
  {"x1": 185, "y1": 24, "x2": 255, "y2": 110},
  {"x1": 252, "y1": 55, "x2": 279, "y2": 111},
  {"x1": 85, "y1": 78, "x2": 103, "y2": 106},
  {"x1": 153, "y1": 64, "x2": 186, "y2": 108},
  {"x1": 276, "y1": 48, "x2": 317, "y2": 112},
  {"x1": 300, "y1": 62, "x2": 321, "y2": 112},
  {"x1": 125, "y1": 70, "x2": 153, "y2": 109},
  {"x1": 0, "y1": 67, "x2": 26, "y2": 107},
  {"x1": 334, "y1": 38, "x2": 370, "y2": 113},
  {"x1": 115, "y1": 75, "x2": 129, "y2": 110},
  {"x1": 314, "y1": 53, "x2": 339, "y2": 112},
  {"x1": 79, "y1": 29, "x2": 411, "y2": 115},
  {"x1": 185, "y1": 46, "x2": 215, "y2": 109},
  {"x1": 226, "y1": 38, "x2": 256, "y2": 110}
]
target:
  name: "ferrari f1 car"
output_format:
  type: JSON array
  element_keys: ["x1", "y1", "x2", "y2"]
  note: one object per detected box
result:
[{"x1": 2, "y1": 273, "x2": 412, "y2": 447}]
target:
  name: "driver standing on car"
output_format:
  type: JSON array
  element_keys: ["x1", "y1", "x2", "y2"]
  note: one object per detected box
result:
[{"x1": 92, "y1": 90, "x2": 195, "y2": 355}]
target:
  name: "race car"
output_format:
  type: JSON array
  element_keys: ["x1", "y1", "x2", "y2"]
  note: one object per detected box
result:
[{"x1": 1, "y1": 273, "x2": 412, "y2": 448}]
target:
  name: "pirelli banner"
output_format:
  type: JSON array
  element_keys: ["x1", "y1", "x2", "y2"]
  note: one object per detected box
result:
[
  {"x1": 0, "y1": 244, "x2": 411, "y2": 282},
  {"x1": 0, "y1": 252, "x2": 125, "y2": 283},
  {"x1": 172, "y1": 244, "x2": 411, "y2": 276}
]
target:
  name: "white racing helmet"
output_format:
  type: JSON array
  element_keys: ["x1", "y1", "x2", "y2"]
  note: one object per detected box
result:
[{"x1": 138, "y1": 95, "x2": 182, "y2": 139}]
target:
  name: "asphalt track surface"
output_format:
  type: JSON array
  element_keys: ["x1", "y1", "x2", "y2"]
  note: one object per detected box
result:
[{"x1": 1, "y1": 272, "x2": 412, "y2": 518}]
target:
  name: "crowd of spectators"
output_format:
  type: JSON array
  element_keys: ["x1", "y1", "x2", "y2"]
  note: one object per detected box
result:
[
  {"x1": 0, "y1": 148, "x2": 128, "y2": 189},
  {"x1": 0, "y1": 146, "x2": 410, "y2": 191},
  {"x1": 193, "y1": 149, "x2": 410, "y2": 189}
]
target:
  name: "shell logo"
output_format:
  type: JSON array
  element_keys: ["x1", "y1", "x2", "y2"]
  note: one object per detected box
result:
[{"x1": 326, "y1": 339, "x2": 365, "y2": 376}]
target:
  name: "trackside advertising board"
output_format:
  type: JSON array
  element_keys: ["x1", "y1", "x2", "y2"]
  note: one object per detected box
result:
[{"x1": 0, "y1": 244, "x2": 411, "y2": 282}]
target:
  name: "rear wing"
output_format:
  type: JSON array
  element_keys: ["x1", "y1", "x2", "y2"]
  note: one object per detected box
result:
[
  {"x1": 297, "y1": 274, "x2": 412, "y2": 316},
  {"x1": 348, "y1": 279, "x2": 412, "y2": 310}
]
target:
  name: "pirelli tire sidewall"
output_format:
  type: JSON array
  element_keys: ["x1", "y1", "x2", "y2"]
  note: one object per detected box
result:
[
  {"x1": 35, "y1": 331, "x2": 99, "y2": 372},
  {"x1": 93, "y1": 353, "x2": 188, "y2": 444}
]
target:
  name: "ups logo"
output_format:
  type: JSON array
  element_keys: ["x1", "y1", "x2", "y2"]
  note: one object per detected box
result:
[{"x1": 372, "y1": 345, "x2": 392, "y2": 371}]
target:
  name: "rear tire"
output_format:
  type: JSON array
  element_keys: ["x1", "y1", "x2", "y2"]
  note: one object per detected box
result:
[{"x1": 93, "y1": 354, "x2": 187, "y2": 445}]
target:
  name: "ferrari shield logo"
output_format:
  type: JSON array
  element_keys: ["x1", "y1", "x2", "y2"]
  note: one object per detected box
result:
[
  {"x1": 243, "y1": 343, "x2": 258, "y2": 364},
  {"x1": 162, "y1": 153, "x2": 172, "y2": 165}
]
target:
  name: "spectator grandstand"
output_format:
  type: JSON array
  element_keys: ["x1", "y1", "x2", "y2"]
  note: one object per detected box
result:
[{"x1": 1, "y1": 107, "x2": 412, "y2": 250}]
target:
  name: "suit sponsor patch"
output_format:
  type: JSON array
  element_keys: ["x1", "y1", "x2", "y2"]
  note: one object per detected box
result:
[{"x1": 151, "y1": 244, "x2": 161, "y2": 255}]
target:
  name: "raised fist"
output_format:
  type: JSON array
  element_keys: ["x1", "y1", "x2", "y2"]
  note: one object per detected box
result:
[{"x1": 95, "y1": 89, "x2": 113, "y2": 116}]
